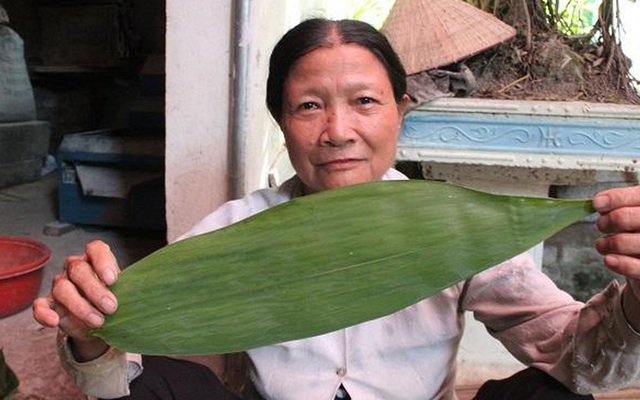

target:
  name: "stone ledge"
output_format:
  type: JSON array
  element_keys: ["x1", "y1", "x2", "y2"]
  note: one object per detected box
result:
[{"x1": 398, "y1": 98, "x2": 640, "y2": 174}]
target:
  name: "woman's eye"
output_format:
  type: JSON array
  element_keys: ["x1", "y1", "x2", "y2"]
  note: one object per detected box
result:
[
  {"x1": 358, "y1": 97, "x2": 376, "y2": 105},
  {"x1": 300, "y1": 102, "x2": 318, "y2": 111}
]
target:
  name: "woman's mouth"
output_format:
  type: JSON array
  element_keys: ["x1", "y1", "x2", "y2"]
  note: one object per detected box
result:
[{"x1": 320, "y1": 158, "x2": 362, "y2": 171}]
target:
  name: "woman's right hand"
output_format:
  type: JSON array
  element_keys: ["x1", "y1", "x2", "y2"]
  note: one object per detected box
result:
[{"x1": 33, "y1": 240, "x2": 120, "y2": 362}]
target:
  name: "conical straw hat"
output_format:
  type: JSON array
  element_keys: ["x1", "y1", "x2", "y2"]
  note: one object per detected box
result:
[{"x1": 381, "y1": 0, "x2": 516, "y2": 74}]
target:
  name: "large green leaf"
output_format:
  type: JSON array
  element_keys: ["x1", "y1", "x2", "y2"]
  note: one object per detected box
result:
[{"x1": 92, "y1": 180, "x2": 595, "y2": 355}]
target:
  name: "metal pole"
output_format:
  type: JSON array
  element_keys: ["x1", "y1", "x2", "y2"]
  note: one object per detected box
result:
[{"x1": 229, "y1": 0, "x2": 251, "y2": 199}]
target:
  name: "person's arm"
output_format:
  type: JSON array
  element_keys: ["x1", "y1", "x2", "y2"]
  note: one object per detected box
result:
[
  {"x1": 33, "y1": 240, "x2": 118, "y2": 356},
  {"x1": 463, "y1": 254, "x2": 640, "y2": 394},
  {"x1": 463, "y1": 184, "x2": 640, "y2": 394},
  {"x1": 33, "y1": 182, "x2": 295, "y2": 397},
  {"x1": 57, "y1": 332, "x2": 139, "y2": 398},
  {"x1": 33, "y1": 240, "x2": 131, "y2": 397}
]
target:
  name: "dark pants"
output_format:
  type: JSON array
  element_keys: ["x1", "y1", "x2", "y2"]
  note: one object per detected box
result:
[
  {"x1": 472, "y1": 367, "x2": 595, "y2": 400},
  {"x1": 112, "y1": 356, "x2": 594, "y2": 400},
  {"x1": 111, "y1": 356, "x2": 242, "y2": 400}
]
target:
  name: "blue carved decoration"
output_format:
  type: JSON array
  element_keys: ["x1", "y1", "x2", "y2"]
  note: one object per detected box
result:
[{"x1": 400, "y1": 112, "x2": 640, "y2": 157}]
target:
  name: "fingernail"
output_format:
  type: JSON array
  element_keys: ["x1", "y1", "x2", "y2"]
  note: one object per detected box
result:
[
  {"x1": 103, "y1": 269, "x2": 116, "y2": 285},
  {"x1": 101, "y1": 296, "x2": 117, "y2": 314},
  {"x1": 88, "y1": 312, "x2": 104, "y2": 327},
  {"x1": 593, "y1": 195, "x2": 610, "y2": 212},
  {"x1": 605, "y1": 255, "x2": 620, "y2": 269}
]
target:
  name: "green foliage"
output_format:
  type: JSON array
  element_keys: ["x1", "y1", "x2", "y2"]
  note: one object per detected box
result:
[
  {"x1": 342, "y1": 0, "x2": 395, "y2": 28},
  {"x1": 303, "y1": 0, "x2": 395, "y2": 28},
  {"x1": 550, "y1": 0, "x2": 599, "y2": 35}
]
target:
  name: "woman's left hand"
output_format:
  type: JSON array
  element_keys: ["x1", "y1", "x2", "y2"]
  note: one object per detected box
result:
[
  {"x1": 593, "y1": 185, "x2": 640, "y2": 329},
  {"x1": 594, "y1": 185, "x2": 640, "y2": 277}
]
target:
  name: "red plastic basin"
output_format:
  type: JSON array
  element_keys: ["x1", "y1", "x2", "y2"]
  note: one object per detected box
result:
[{"x1": 0, "y1": 236, "x2": 51, "y2": 318}]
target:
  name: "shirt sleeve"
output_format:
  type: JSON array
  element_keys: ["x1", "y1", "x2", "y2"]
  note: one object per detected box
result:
[
  {"x1": 57, "y1": 332, "x2": 141, "y2": 398},
  {"x1": 461, "y1": 252, "x2": 640, "y2": 394}
]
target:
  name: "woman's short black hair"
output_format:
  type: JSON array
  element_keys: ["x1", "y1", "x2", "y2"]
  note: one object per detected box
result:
[{"x1": 266, "y1": 18, "x2": 407, "y2": 122}]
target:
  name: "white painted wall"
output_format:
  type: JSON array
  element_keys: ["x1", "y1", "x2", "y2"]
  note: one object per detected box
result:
[
  {"x1": 165, "y1": 1, "x2": 302, "y2": 242},
  {"x1": 165, "y1": 1, "x2": 232, "y2": 241},
  {"x1": 236, "y1": 2, "x2": 302, "y2": 195}
]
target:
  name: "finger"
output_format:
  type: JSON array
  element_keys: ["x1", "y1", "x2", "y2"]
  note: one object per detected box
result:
[
  {"x1": 601, "y1": 254, "x2": 640, "y2": 279},
  {"x1": 33, "y1": 282, "x2": 88, "y2": 339},
  {"x1": 595, "y1": 233, "x2": 640, "y2": 257},
  {"x1": 32, "y1": 296, "x2": 60, "y2": 328},
  {"x1": 65, "y1": 256, "x2": 118, "y2": 315},
  {"x1": 51, "y1": 274, "x2": 106, "y2": 329},
  {"x1": 596, "y1": 207, "x2": 640, "y2": 233},
  {"x1": 593, "y1": 186, "x2": 640, "y2": 213},
  {"x1": 85, "y1": 240, "x2": 120, "y2": 286}
]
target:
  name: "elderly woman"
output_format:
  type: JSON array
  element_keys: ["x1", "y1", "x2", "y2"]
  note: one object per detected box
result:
[{"x1": 34, "y1": 18, "x2": 640, "y2": 400}]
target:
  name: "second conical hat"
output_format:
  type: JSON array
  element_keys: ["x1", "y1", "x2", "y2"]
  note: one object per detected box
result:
[{"x1": 381, "y1": 0, "x2": 516, "y2": 74}]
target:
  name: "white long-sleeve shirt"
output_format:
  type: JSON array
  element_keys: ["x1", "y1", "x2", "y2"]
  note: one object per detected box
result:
[{"x1": 60, "y1": 169, "x2": 640, "y2": 399}]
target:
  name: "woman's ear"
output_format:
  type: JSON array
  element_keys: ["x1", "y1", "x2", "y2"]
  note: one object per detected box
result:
[{"x1": 397, "y1": 94, "x2": 411, "y2": 115}]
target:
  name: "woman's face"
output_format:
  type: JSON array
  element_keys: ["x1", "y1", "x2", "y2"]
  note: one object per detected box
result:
[{"x1": 279, "y1": 43, "x2": 408, "y2": 194}]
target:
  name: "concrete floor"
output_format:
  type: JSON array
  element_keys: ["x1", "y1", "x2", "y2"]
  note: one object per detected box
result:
[{"x1": 0, "y1": 173, "x2": 165, "y2": 399}]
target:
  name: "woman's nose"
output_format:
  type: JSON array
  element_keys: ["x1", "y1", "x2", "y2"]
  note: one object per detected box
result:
[{"x1": 321, "y1": 108, "x2": 355, "y2": 146}]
